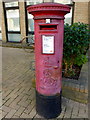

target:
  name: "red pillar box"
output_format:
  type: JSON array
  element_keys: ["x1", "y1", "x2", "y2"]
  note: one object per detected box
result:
[{"x1": 27, "y1": 3, "x2": 70, "y2": 119}]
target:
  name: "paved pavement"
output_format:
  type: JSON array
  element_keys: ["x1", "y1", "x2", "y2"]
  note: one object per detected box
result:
[{"x1": 1, "y1": 47, "x2": 88, "y2": 119}]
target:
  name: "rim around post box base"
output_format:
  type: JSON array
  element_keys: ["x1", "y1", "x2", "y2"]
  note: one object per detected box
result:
[{"x1": 36, "y1": 90, "x2": 62, "y2": 119}]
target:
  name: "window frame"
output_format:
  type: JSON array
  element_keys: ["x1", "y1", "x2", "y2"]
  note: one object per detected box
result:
[
  {"x1": 3, "y1": 1, "x2": 21, "y2": 43},
  {"x1": 65, "y1": 2, "x2": 75, "y2": 25},
  {"x1": 25, "y1": 0, "x2": 44, "y2": 43},
  {"x1": 25, "y1": 2, "x2": 34, "y2": 43}
]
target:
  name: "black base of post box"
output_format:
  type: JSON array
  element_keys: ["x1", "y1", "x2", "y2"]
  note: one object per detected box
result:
[{"x1": 36, "y1": 90, "x2": 62, "y2": 119}]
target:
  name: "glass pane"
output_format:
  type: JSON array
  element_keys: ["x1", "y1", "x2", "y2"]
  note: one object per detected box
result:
[
  {"x1": 28, "y1": 34, "x2": 34, "y2": 43},
  {"x1": 28, "y1": 13, "x2": 34, "y2": 31},
  {"x1": 27, "y1": 0, "x2": 43, "y2": 5},
  {"x1": 64, "y1": 7, "x2": 72, "y2": 24},
  {"x1": 6, "y1": 9, "x2": 20, "y2": 31},
  {"x1": 5, "y1": 2, "x2": 18, "y2": 7},
  {"x1": 54, "y1": 0, "x2": 73, "y2": 4},
  {"x1": 8, "y1": 33, "x2": 21, "y2": 42},
  {"x1": 0, "y1": 33, "x2": 2, "y2": 40}
]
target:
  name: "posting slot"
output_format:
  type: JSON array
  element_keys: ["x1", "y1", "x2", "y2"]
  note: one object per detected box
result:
[{"x1": 40, "y1": 25, "x2": 57, "y2": 30}]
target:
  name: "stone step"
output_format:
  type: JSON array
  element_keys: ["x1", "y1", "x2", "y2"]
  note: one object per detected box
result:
[{"x1": 62, "y1": 84, "x2": 88, "y2": 104}]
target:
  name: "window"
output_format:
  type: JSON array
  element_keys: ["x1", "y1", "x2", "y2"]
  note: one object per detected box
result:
[
  {"x1": 54, "y1": 0, "x2": 73, "y2": 4},
  {"x1": 25, "y1": 0, "x2": 43, "y2": 43},
  {"x1": 54, "y1": 0, "x2": 74, "y2": 25},
  {"x1": 28, "y1": 14, "x2": 34, "y2": 31},
  {"x1": 6, "y1": 9, "x2": 20, "y2": 31},
  {"x1": 5, "y1": 1, "x2": 18, "y2": 7},
  {"x1": 27, "y1": 0, "x2": 43, "y2": 5},
  {"x1": 65, "y1": 7, "x2": 73, "y2": 25},
  {"x1": 8, "y1": 34, "x2": 21, "y2": 42},
  {"x1": 28, "y1": 34, "x2": 34, "y2": 43},
  {"x1": 4, "y1": 1, "x2": 21, "y2": 42}
]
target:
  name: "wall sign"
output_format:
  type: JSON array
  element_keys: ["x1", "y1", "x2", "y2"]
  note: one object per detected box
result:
[{"x1": 42, "y1": 35, "x2": 54, "y2": 54}]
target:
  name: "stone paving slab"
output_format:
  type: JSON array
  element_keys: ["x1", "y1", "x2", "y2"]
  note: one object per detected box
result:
[{"x1": 1, "y1": 47, "x2": 88, "y2": 119}]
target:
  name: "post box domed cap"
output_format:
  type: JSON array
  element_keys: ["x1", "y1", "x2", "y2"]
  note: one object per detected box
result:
[{"x1": 27, "y1": 2, "x2": 71, "y2": 14}]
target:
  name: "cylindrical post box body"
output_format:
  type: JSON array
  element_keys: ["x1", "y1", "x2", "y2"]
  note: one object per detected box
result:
[{"x1": 27, "y1": 3, "x2": 70, "y2": 119}]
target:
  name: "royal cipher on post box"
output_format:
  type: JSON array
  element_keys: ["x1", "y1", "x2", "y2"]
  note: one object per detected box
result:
[{"x1": 27, "y1": 3, "x2": 70, "y2": 119}]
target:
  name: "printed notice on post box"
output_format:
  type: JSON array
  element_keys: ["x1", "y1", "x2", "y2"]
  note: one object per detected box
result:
[{"x1": 42, "y1": 35, "x2": 54, "y2": 54}]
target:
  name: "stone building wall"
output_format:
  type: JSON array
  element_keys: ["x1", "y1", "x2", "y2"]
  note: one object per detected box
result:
[
  {"x1": 0, "y1": 2, "x2": 7, "y2": 42},
  {"x1": 74, "y1": 2, "x2": 89, "y2": 24},
  {"x1": 19, "y1": 1, "x2": 26, "y2": 40}
]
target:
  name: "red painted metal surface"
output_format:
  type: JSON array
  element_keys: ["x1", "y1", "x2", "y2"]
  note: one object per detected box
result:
[{"x1": 27, "y1": 3, "x2": 70, "y2": 96}]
